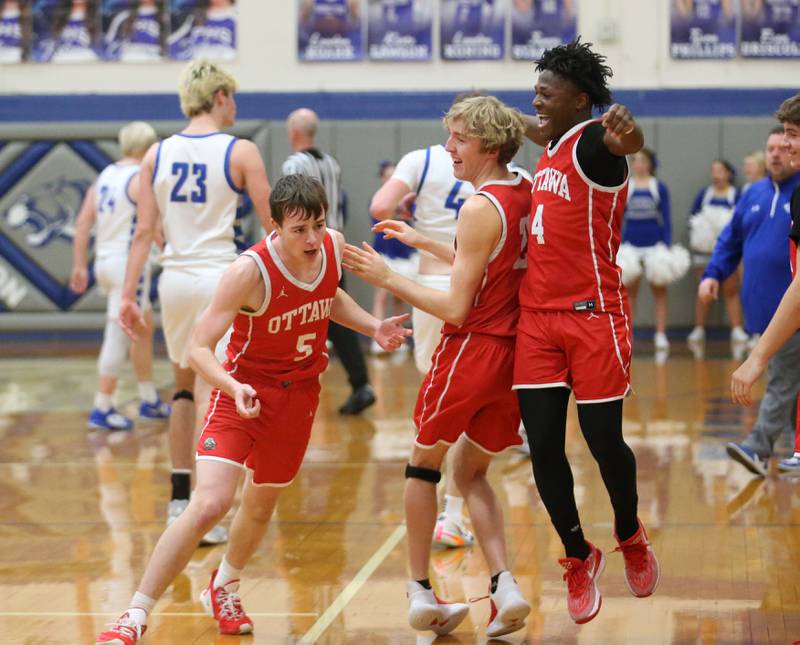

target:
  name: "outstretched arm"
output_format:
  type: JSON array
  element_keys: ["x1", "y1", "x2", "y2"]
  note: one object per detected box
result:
[
  {"x1": 601, "y1": 104, "x2": 644, "y2": 156},
  {"x1": 369, "y1": 177, "x2": 415, "y2": 221},
  {"x1": 344, "y1": 195, "x2": 500, "y2": 326},
  {"x1": 70, "y1": 183, "x2": 97, "y2": 294},
  {"x1": 189, "y1": 256, "x2": 264, "y2": 418},
  {"x1": 232, "y1": 139, "x2": 272, "y2": 232},
  {"x1": 521, "y1": 113, "x2": 548, "y2": 147},
  {"x1": 330, "y1": 287, "x2": 411, "y2": 351},
  {"x1": 731, "y1": 246, "x2": 800, "y2": 406},
  {"x1": 372, "y1": 220, "x2": 455, "y2": 265}
]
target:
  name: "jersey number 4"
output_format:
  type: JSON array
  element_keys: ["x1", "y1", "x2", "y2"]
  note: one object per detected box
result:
[
  {"x1": 531, "y1": 204, "x2": 545, "y2": 245},
  {"x1": 445, "y1": 181, "x2": 466, "y2": 218},
  {"x1": 170, "y1": 162, "x2": 207, "y2": 203}
]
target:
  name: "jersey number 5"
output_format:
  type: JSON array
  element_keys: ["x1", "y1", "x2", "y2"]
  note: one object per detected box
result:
[
  {"x1": 170, "y1": 162, "x2": 207, "y2": 203},
  {"x1": 294, "y1": 333, "x2": 316, "y2": 362}
]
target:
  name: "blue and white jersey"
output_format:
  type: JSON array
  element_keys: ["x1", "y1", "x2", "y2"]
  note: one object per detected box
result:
[
  {"x1": 0, "y1": 5, "x2": 22, "y2": 63},
  {"x1": 52, "y1": 11, "x2": 99, "y2": 62},
  {"x1": 314, "y1": 0, "x2": 349, "y2": 21},
  {"x1": 392, "y1": 144, "x2": 474, "y2": 251},
  {"x1": 152, "y1": 132, "x2": 243, "y2": 270},
  {"x1": 104, "y1": 7, "x2": 162, "y2": 61},
  {"x1": 382, "y1": 0, "x2": 415, "y2": 28},
  {"x1": 94, "y1": 163, "x2": 139, "y2": 260},
  {"x1": 191, "y1": 6, "x2": 236, "y2": 61},
  {"x1": 454, "y1": 0, "x2": 486, "y2": 34},
  {"x1": 622, "y1": 177, "x2": 672, "y2": 247}
]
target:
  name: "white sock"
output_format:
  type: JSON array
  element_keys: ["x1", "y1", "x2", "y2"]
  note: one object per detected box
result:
[
  {"x1": 214, "y1": 556, "x2": 243, "y2": 589},
  {"x1": 94, "y1": 392, "x2": 113, "y2": 412},
  {"x1": 443, "y1": 494, "x2": 463, "y2": 520},
  {"x1": 127, "y1": 591, "x2": 155, "y2": 625},
  {"x1": 138, "y1": 382, "x2": 158, "y2": 405}
]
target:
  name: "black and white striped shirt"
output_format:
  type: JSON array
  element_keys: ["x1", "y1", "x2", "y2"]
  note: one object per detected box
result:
[{"x1": 282, "y1": 148, "x2": 343, "y2": 232}]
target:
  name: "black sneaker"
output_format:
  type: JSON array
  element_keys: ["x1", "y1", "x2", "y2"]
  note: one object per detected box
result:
[{"x1": 338, "y1": 385, "x2": 376, "y2": 415}]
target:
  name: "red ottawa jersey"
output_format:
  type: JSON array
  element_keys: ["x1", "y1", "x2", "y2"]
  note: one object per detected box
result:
[
  {"x1": 519, "y1": 119, "x2": 629, "y2": 315},
  {"x1": 222, "y1": 229, "x2": 341, "y2": 383},
  {"x1": 442, "y1": 172, "x2": 532, "y2": 338}
]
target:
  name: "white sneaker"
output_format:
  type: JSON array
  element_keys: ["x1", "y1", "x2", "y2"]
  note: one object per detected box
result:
[
  {"x1": 166, "y1": 498, "x2": 228, "y2": 546},
  {"x1": 687, "y1": 326, "x2": 705, "y2": 359},
  {"x1": 485, "y1": 571, "x2": 531, "y2": 637},
  {"x1": 654, "y1": 332, "x2": 670, "y2": 351},
  {"x1": 406, "y1": 580, "x2": 468, "y2": 634},
  {"x1": 433, "y1": 513, "x2": 475, "y2": 548},
  {"x1": 731, "y1": 327, "x2": 749, "y2": 361}
]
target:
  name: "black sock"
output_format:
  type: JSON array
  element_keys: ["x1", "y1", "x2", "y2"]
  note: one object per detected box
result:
[
  {"x1": 490, "y1": 571, "x2": 506, "y2": 593},
  {"x1": 616, "y1": 518, "x2": 639, "y2": 542},
  {"x1": 415, "y1": 578, "x2": 432, "y2": 590},
  {"x1": 171, "y1": 472, "x2": 191, "y2": 501},
  {"x1": 564, "y1": 527, "x2": 590, "y2": 560}
]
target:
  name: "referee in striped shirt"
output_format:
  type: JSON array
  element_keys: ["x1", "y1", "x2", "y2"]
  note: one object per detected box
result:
[{"x1": 283, "y1": 107, "x2": 375, "y2": 415}]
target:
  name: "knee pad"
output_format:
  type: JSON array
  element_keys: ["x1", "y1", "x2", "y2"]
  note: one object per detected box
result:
[
  {"x1": 97, "y1": 319, "x2": 130, "y2": 377},
  {"x1": 173, "y1": 389, "x2": 194, "y2": 402},
  {"x1": 405, "y1": 463, "x2": 441, "y2": 484}
]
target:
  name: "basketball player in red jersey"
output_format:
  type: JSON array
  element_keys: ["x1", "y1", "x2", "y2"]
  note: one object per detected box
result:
[
  {"x1": 514, "y1": 39, "x2": 659, "y2": 624},
  {"x1": 95, "y1": 175, "x2": 411, "y2": 644},
  {"x1": 345, "y1": 96, "x2": 532, "y2": 638}
]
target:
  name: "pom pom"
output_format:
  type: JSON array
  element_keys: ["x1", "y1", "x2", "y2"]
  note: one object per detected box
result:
[
  {"x1": 644, "y1": 243, "x2": 691, "y2": 286},
  {"x1": 616, "y1": 242, "x2": 642, "y2": 286},
  {"x1": 689, "y1": 205, "x2": 734, "y2": 253}
]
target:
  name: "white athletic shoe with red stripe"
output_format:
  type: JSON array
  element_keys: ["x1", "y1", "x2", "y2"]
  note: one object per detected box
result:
[
  {"x1": 406, "y1": 580, "x2": 469, "y2": 634},
  {"x1": 470, "y1": 571, "x2": 530, "y2": 637},
  {"x1": 95, "y1": 612, "x2": 146, "y2": 645}
]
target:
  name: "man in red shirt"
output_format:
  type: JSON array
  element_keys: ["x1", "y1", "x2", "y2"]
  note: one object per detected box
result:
[
  {"x1": 345, "y1": 96, "x2": 532, "y2": 638},
  {"x1": 514, "y1": 39, "x2": 659, "y2": 624},
  {"x1": 95, "y1": 174, "x2": 410, "y2": 644}
]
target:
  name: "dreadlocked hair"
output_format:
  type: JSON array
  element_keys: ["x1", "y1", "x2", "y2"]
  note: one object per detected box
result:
[{"x1": 535, "y1": 38, "x2": 613, "y2": 110}]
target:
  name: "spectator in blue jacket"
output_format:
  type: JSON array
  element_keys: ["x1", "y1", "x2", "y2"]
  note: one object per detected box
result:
[
  {"x1": 622, "y1": 148, "x2": 672, "y2": 351},
  {"x1": 698, "y1": 126, "x2": 800, "y2": 476}
]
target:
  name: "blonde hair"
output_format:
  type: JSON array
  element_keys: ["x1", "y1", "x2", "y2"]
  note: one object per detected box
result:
[
  {"x1": 178, "y1": 59, "x2": 238, "y2": 118},
  {"x1": 443, "y1": 96, "x2": 525, "y2": 165},
  {"x1": 118, "y1": 121, "x2": 157, "y2": 158}
]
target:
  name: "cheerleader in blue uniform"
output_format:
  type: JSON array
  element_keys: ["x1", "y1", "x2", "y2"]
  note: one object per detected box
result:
[
  {"x1": 50, "y1": 0, "x2": 100, "y2": 62},
  {"x1": 688, "y1": 158, "x2": 746, "y2": 358},
  {"x1": 622, "y1": 148, "x2": 673, "y2": 351},
  {"x1": 191, "y1": 0, "x2": 235, "y2": 61},
  {"x1": 0, "y1": 0, "x2": 27, "y2": 62},
  {"x1": 103, "y1": 0, "x2": 163, "y2": 61}
]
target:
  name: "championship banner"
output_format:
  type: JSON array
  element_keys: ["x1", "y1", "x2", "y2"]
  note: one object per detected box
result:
[
  {"x1": 367, "y1": 0, "x2": 432, "y2": 61},
  {"x1": 741, "y1": 0, "x2": 800, "y2": 58},
  {"x1": 31, "y1": 0, "x2": 102, "y2": 63},
  {"x1": 440, "y1": 0, "x2": 504, "y2": 61},
  {"x1": 298, "y1": 0, "x2": 363, "y2": 62},
  {"x1": 168, "y1": 0, "x2": 237, "y2": 61},
  {"x1": 511, "y1": 0, "x2": 576, "y2": 61},
  {"x1": 670, "y1": 0, "x2": 737, "y2": 59},
  {"x1": 101, "y1": 0, "x2": 165, "y2": 62}
]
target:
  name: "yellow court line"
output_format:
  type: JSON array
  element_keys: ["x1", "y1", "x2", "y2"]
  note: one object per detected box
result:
[
  {"x1": 0, "y1": 611, "x2": 318, "y2": 617},
  {"x1": 299, "y1": 524, "x2": 407, "y2": 644}
]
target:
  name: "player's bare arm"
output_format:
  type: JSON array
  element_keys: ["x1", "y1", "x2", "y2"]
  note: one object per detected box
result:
[
  {"x1": 189, "y1": 256, "x2": 264, "y2": 418},
  {"x1": 521, "y1": 113, "x2": 549, "y2": 147},
  {"x1": 344, "y1": 195, "x2": 500, "y2": 326},
  {"x1": 330, "y1": 287, "x2": 412, "y2": 352},
  {"x1": 732, "y1": 245, "x2": 800, "y2": 407},
  {"x1": 369, "y1": 177, "x2": 415, "y2": 221},
  {"x1": 601, "y1": 104, "x2": 643, "y2": 156},
  {"x1": 69, "y1": 183, "x2": 96, "y2": 294},
  {"x1": 119, "y1": 142, "x2": 159, "y2": 338},
  {"x1": 372, "y1": 220, "x2": 455, "y2": 265},
  {"x1": 231, "y1": 138, "x2": 273, "y2": 232}
]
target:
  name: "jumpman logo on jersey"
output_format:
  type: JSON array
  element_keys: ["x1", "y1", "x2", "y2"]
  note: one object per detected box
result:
[{"x1": 278, "y1": 287, "x2": 289, "y2": 299}]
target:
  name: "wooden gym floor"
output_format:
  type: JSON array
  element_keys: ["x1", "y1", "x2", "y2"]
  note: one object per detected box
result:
[{"x1": 1, "y1": 342, "x2": 799, "y2": 644}]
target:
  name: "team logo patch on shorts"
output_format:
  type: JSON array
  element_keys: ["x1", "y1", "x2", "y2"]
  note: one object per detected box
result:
[{"x1": 203, "y1": 437, "x2": 217, "y2": 451}]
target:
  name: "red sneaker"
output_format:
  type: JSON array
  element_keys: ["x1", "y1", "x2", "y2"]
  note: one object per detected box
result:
[
  {"x1": 199, "y1": 569, "x2": 254, "y2": 635},
  {"x1": 558, "y1": 542, "x2": 605, "y2": 624},
  {"x1": 95, "y1": 612, "x2": 146, "y2": 644},
  {"x1": 614, "y1": 520, "x2": 660, "y2": 597}
]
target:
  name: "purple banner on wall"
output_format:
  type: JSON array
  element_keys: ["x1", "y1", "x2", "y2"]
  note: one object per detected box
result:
[
  {"x1": 440, "y1": 0, "x2": 504, "y2": 61},
  {"x1": 741, "y1": 0, "x2": 800, "y2": 58},
  {"x1": 367, "y1": 0, "x2": 432, "y2": 61},
  {"x1": 670, "y1": 0, "x2": 737, "y2": 59},
  {"x1": 168, "y1": 0, "x2": 237, "y2": 62},
  {"x1": 298, "y1": 0, "x2": 363, "y2": 62},
  {"x1": 511, "y1": 0, "x2": 576, "y2": 61}
]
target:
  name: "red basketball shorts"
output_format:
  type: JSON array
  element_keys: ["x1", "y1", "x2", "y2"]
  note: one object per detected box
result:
[
  {"x1": 196, "y1": 378, "x2": 321, "y2": 486},
  {"x1": 414, "y1": 333, "x2": 523, "y2": 454},
  {"x1": 513, "y1": 309, "x2": 632, "y2": 403}
]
